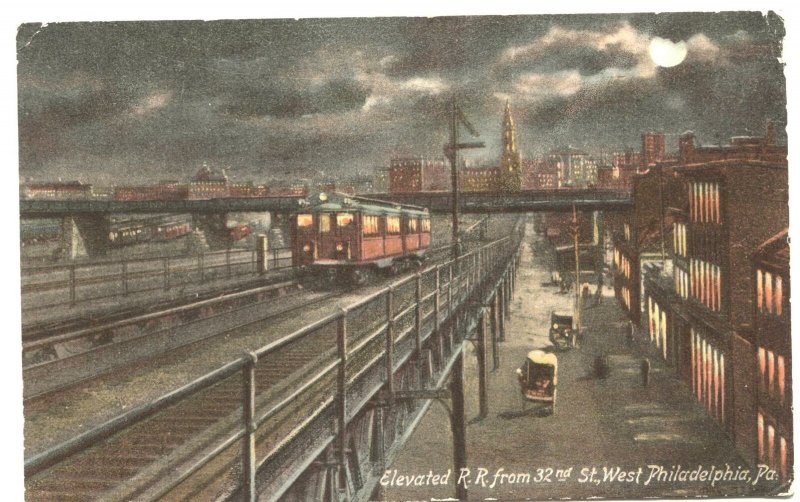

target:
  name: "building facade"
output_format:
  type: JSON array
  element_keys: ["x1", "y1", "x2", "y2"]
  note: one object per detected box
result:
[{"x1": 388, "y1": 157, "x2": 448, "y2": 193}]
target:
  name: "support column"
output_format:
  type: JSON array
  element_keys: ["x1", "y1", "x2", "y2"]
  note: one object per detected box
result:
[
  {"x1": 450, "y1": 348, "x2": 467, "y2": 501},
  {"x1": 498, "y1": 282, "x2": 506, "y2": 341},
  {"x1": 370, "y1": 407, "x2": 385, "y2": 501},
  {"x1": 336, "y1": 310, "x2": 348, "y2": 495},
  {"x1": 490, "y1": 296, "x2": 499, "y2": 370},
  {"x1": 477, "y1": 308, "x2": 489, "y2": 419}
]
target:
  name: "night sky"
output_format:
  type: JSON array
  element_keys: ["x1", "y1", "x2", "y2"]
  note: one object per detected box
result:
[{"x1": 16, "y1": 12, "x2": 786, "y2": 185}]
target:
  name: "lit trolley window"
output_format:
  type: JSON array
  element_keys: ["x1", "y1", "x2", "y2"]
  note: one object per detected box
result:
[
  {"x1": 387, "y1": 216, "x2": 401, "y2": 234},
  {"x1": 319, "y1": 214, "x2": 331, "y2": 233},
  {"x1": 408, "y1": 218, "x2": 418, "y2": 232},
  {"x1": 422, "y1": 218, "x2": 431, "y2": 232},
  {"x1": 337, "y1": 213, "x2": 354, "y2": 227},
  {"x1": 363, "y1": 215, "x2": 380, "y2": 236},
  {"x1": 297, "y1": 214, "x2": 314, "y2": 227}
]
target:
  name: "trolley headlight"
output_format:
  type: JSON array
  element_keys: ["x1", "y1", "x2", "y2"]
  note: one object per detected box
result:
[
  {"x1": 303, "y1": 243, "x2": 312, "y2": 253},
  {"x1": 553, "y1": 323, "x2": 559, "y2": 329},
  {"x1": 336, "y1": 242, "x2": 345, "y2": 252}
]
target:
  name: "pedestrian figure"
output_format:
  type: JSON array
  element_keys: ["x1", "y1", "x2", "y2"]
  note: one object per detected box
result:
[
  {"x1": 626, "y1": 321, "x2": 635, "y2": 345},
  {"x1": 593, "y1": 354, "x2": 610, "y2": 379},
  {"x1": 640, "y1": 357, "x2": 651, "y2": 387}
]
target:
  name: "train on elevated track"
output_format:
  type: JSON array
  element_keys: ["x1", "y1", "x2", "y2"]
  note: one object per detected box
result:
[{"x1": 291, "y1": 192, "x2": 431, "y2": 284}]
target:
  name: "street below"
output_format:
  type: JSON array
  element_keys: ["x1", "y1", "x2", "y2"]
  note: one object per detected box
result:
[{"x1": 382, "y1": 221, "x2": 760, "y2": 501}]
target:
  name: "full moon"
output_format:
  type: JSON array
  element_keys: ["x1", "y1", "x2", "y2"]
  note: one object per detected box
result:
[{"x1": 649, "y1": 37, "x2": 688, "y2": 67}]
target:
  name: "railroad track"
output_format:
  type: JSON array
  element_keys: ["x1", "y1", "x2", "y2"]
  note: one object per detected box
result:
[
  {"x1": 24, "y1": 260, "x2": 431, "y2": 501},
  {"x1": 23, "y1": 230, "x2": 506, "y2": 500}
]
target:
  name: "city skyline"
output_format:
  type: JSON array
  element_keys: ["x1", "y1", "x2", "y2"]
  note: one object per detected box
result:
[{"x1": 17, "y1": 12, "x2": 786, "y2": 185}]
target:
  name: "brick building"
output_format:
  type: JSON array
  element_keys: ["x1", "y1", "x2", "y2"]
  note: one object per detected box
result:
[
  {"x1": 610, "y1": 124, "x2": 790, "y2": 473},
  {"x1": 388, "y1": 157, "x2": 448, "y2": 193},
  {"x1": 627, "y1": 153, "x2": 788, "y2": 470},
  {"x1": 752, "y1": 230, "x2": 791, "y2": 482},
  {"x1": 641, "y1": 132, "x2": 666, "y2": 168},
  {"x1": 522, "y1": 159, "x2": 558, "y2": 189}
]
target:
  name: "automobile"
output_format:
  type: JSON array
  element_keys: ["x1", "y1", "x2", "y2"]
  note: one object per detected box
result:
[
  {"x1": 516, "y1": 350, "x2": 557, "y2": 415},
  {"x1": 549, "y1": 311, "x2": 576, "y2": 349}
]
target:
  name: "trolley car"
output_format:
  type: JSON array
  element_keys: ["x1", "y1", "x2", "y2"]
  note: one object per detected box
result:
[{"x1": 291, "y1": 192, "x2": 431, "y2": 284}]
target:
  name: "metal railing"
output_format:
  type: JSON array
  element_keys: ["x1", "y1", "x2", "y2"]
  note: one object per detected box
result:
[
  {"x1": 24, "y1": 226, "x2": 524, "y2": 501},
  {"x1": 21, "y1": 247, "x2": 293, "y2": 311}
]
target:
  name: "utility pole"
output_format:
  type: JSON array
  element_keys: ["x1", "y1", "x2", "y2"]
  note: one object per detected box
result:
[
  {"x1": 444, "y1": 97, "x2": 484, "y2": 260},
  {"x1": 572, "y1": 205, "x2": 582, "y2": 344}
]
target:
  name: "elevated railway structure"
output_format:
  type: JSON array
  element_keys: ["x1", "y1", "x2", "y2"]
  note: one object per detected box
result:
[
  {"x1": 24, "y1": 220, "x2": 525, "y2": 501},
  {"x1": 19, "y1": 189, "x2": 629, "y2": 256}
]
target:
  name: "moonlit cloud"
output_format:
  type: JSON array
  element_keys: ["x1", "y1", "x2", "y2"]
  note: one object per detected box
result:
[{"x1": 16, "y1": 13, "x2": 785, "y2": 183}]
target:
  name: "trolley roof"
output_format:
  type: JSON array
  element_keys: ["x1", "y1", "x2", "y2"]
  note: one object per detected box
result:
[
  {"x1": 298, "y1": 192, "x2": 429, "y2": 217},
  {"x1": 526, "y1": 350, "x2": 558, "y2": 367}
]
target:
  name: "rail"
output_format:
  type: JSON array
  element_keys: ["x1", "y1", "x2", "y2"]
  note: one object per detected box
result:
[
  {"x1": 24, "y1": 225, "x2": 524, "y2": 501},
  {"x1": 21, "y1": 247, "x2": 294, "y2": 311}
]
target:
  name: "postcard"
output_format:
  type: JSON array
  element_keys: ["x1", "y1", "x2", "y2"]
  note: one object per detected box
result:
[{"x1": 14, "y1": 9, "x2": 791, "y2": 501}]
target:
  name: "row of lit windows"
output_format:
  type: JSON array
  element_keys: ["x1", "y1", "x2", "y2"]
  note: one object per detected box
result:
[
  {"x1": 756, "y1": 269, "x2": 784, "y2": 317},
  {"x1": 691, "y1": 259, "x2": 722, "y2": 312},
  {"x1": 691, "y1": 329, "x2": 725, "y2": 425},
  {"x1": 647, "y1": 297, "x2": 669, "y2": 360},
  {"x1": 673, "y1": 223, "x2": 687, "y2": 256},
  {"x1": 620, "y1": 286, "x2": 631, "y2": 310},
  {"x1": 689, "y1": 181, "x2": 721, "y2": 224},
  {"x1": 297, "y1": 213, "x2": 429, "y2": 237},
  {"x1": 614, "y1": 252, "x2": 631, "y2": 280},
  {"x1": 758, "y1": 411, "x2": 790, "y2": 482},
  {"x1": 758, "y1": 347, "x2": 787, "y2": 405},
  {"x1": 674, "y1": 267, "x2": 689, "y2": 299}
]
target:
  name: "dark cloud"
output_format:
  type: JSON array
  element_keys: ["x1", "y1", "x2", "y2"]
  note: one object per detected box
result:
[{"x1": 16, "y1": 13, "x2": 786, "y2": 184}]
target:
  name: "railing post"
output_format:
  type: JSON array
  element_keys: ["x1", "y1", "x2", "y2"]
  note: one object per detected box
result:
[
  {"x1": 273, "y1": 249, "x2": 279, "y2": 269},
  {"x1": 385, "y1": 288, "x2": 394, "y2": 406},
  {"x1": 69, "y1": 264, "x2": 76, "y2": 306},
  {"x1": 415, "y1": 273, "x2": 422, "y2": 355},
  {"x1": 242, "y1": 351, "x2": 258, "y2": 502},
  {"x1": 491, "y1": 293, "x2": 500, "y2": 370},
  {"x1": 336, "y1": 309, "x2": 348, "y2": 493},
  {"x1": 226, "y1": 248, "x2": 232, "y2": 278},
  {"x1": 450, "y1": 347, "x2": 467, "y2": 501},
  {"x1": 434, "y1": 265, "x2": 441, "y2": 334},
  {"x1": 122, "y1": 261, "x2": 129, "y2": 297},
  {"x1": 198, "y1": 253, "x2": 205, "y2": 284},
  {"x1": 448, "y1": 263, "x2": 454, "y2": 315},
  {"x1": 477, "y1": 307, "x2": 488, "y2": 418},
  {"x1": 497, "y1": 276, "x2": 506, "y2": 342}
]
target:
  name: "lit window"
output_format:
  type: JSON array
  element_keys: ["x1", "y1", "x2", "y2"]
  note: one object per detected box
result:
[
  {"x1": 337, "y1": 213, "x2": 354, "y2": 227},
  {"x1": 387, "y1": 216, "x2": 400, "y2": 234},
  {"x1": 408, "y1": 218, "x2": 418, "y2": 232},
  {"x1": 758, "y1": 348, "x2": 767, "y2": 390},
  {"x1": 775, "y1": 276, "x2": 782, "y2": 316},
  {"x1": 757, "y1": 269, "x2": 763, "y2": 311},
  {"x1": 422, "y1": 218, "x2": 431, "y2": 232},
  {"x1": 297, "y1": 214, "x2": 313, "y2": 227},
  {"x1": 765, "y1": 271, "x2": 773, "y2": 314},
  {"x1": 319, "y1": 214, "x2": 331, "y2": 233},
  {"x1": 767, "y1": 350, "x2": 774, "y2": 396},
  {"x1": 363, "y1": 215, "x2": 379, "y2": 236},
  {"x1": 777, "y1": 355, "x2": 785, "y2": 404},
  {"x1": 757, "y1": 413, "x2": 765, "y2": 461}
]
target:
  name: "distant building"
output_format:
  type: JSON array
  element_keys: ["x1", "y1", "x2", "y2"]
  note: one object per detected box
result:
[
  {"x1": 522, "y1": 159, "x2": 558, "y2": 189},
  {"x1": 389, "y1": 157, "x2": 448, "y2": 193},
  {"x1": 188, "y1": 164, "x2": 229, "y2": 199},
  {"x1": 641, "y1": 132, "x2": 666, "y2": 169},
  {"x1": 24, "y1": 181, "x2": 93, "y2": 199},
  {"x1": 678, "y1": 123, "x2": 786, "y2": 165},
  {"x1": 459, "y1": 166, "x2": 500, "y2": 192},
  {"x1": 549, "y1": 147, "x2": 597, "y2": 188}
]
